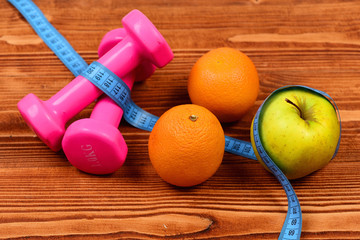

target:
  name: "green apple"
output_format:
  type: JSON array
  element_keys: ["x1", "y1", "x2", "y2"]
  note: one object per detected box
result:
[{"x1": 250, "y1": 87, "x2": 340, "y2": 179}]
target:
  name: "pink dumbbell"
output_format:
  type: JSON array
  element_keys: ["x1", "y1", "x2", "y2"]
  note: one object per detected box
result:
[
  {"x1": 97, "y1": 28, "x2": 156, "y2": 83},
  {"x1": 18, "y1": 9, "x2": 173, "y2": 151},
  {"x1": 61, "y1": 29, "x2": 156, "y2": 175}
]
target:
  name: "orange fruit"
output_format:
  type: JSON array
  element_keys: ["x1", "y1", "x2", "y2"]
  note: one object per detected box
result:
[
  {"x1": 187, "y1": 47, "x2": 259, "y2": 122},
  {"x1": 148, "y1": 104, "x2": 225, "y2": 187}
]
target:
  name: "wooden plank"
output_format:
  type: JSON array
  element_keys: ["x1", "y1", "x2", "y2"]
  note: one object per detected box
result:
[{"x1": 0, "y1": 0, "x2": 359, "y2": 239}]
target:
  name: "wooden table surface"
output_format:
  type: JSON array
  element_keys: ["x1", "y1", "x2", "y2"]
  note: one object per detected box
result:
[{"x1": 1, "y1": 0, "x2": 360, "y2": 239}]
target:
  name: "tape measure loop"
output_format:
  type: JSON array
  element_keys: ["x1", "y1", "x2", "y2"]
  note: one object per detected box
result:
[
  {"x1": 252, "y1": 84, "x2": 341, "y2": 240},
  {"x1": 257, "y1": 85, "x2": 341, "y2": 160}
]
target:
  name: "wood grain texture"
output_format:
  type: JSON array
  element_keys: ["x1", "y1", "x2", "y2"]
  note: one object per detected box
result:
[{"x1": 1, "y1": 0, "x2": 360, "y2": 239}]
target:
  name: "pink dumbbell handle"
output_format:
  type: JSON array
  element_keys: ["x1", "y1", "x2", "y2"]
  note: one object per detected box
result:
[
  {"x1": 46, "y1": 36, "x2": 142, "y2": 124},
  {"x1": 45, "y1": 76, "x2": 100, "y2": 124},
  {"x1": 90, "y1": 72, "x2": 135, "y2": 126},
  {"x1": 90, "y1": 96, "x2": 125, "y2": 126},
  {"x1": 61, "y1": 73, "x2": 135, "y2": 175}
]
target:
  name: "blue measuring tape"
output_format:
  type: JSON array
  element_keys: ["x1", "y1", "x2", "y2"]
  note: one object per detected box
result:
[
  {"x1": 80, "y1": 61, "x2": 160, "y2": 131},
  {"x1": 251, "y1": 85, "x2": 341, "y2": 240},
  {"x1": 8, "y1": 0, "x2": 88, "y2": 76},
  {"x1": 9, "y1": 0, "x2": 341, "y2": 239}
]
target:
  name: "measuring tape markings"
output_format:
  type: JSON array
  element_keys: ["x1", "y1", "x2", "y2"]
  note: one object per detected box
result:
[
  {"x1": 8, "y1": 1, "x2": 335, "y2": 239},
  {"x1": 224, "y1": 136, "x2": 257, "y2": 160},
  {"x1": 9, "y1": 0, "x2": 88, "y2": 76},
  {"x1": 80, "y1": 61, "x2": 160, "y2": 131}
]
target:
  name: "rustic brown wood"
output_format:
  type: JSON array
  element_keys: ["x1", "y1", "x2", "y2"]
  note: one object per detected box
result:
[{"x1": 1, "y1": 0, "x2": 360, "y2": 239}]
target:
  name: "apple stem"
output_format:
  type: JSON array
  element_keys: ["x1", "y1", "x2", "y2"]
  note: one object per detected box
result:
[{"x1": 285, "y1": 98, "x2": 303, "y2": 119}]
